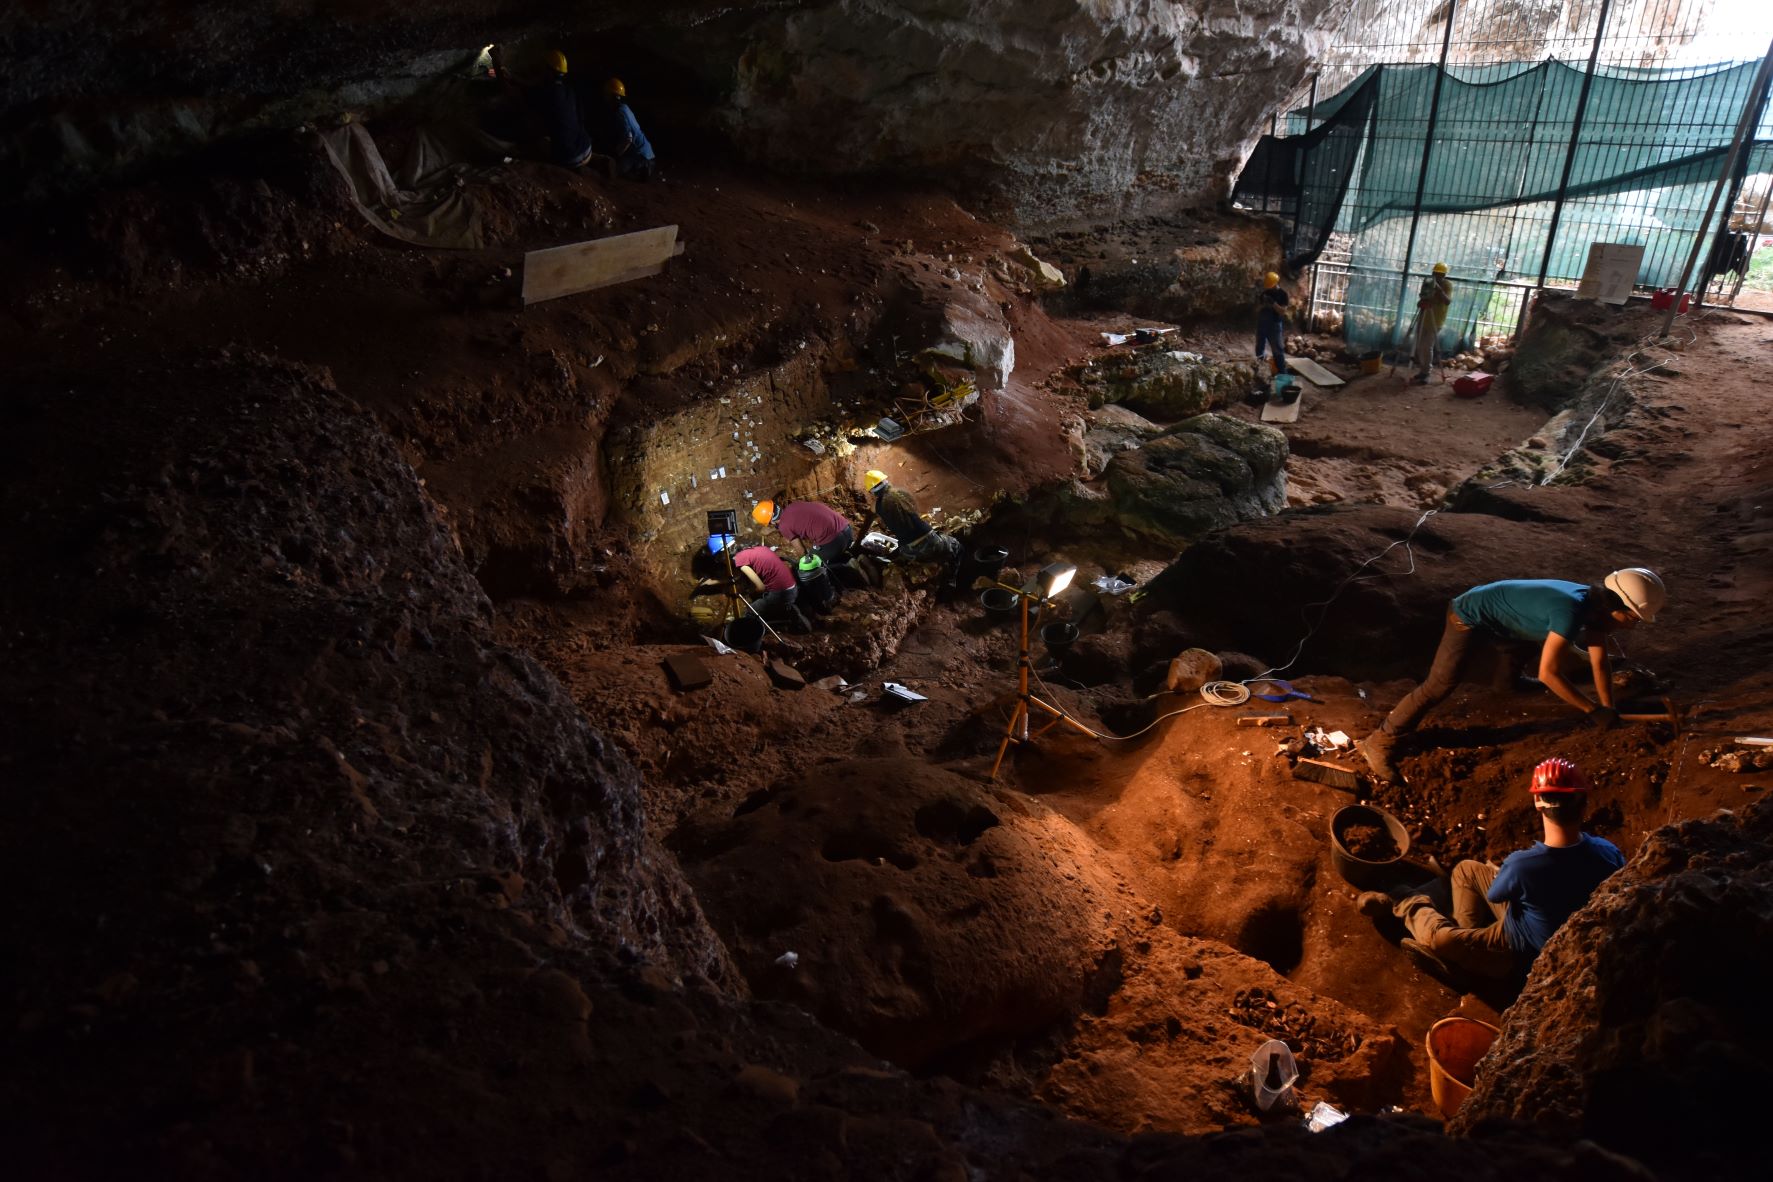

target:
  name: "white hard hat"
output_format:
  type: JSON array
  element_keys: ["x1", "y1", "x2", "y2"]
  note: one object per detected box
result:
[{"x1": 1604, "y1": 567, "x2": 1665, "y2": 623}]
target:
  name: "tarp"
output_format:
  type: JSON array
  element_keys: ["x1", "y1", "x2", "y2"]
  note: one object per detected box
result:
[
  {"x1": 1237, "y1": 56, "x2": 1773, "y2": 351},
  {"x1": 319, "y1": 122, "x2": 503, "y2": 250}
]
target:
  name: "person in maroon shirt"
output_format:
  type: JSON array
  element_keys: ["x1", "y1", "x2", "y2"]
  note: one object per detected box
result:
[
  {"x1": 753, "y1": 499, "x2": 854, "y2": 567},
  {"x1": 728, "y1": 543, "x2": 802, "y2": 626}
]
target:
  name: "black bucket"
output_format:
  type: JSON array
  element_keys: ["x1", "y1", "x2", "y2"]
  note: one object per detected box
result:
[
  {"x1": 958, "y1": 546, "x2": 1010, "y2": 590},
  {"x1": 1329, "y1": 804, "x2": 1412, "y2": 889},
  {"x1": 795, "y1": 555, "x2": 837, "y2": 614},
  {"x1": 1041, "y1": 621, "x2": 1080, "y2": 653},
  {"x1": 980, "y1": 587, "x2": 1018, "y2": 622},
  {"x1": 724, "y1": 615, "x2": 766, "y2": 654}
]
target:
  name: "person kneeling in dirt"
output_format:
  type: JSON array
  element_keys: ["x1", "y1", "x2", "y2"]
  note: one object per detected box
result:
[
  {"x1": 594, "y1": 78, "x2": 656, "y2": 181},
  {"x1": 697, "y1": 540, "x2": 811, "y2": 633},
  {"x1": 858, "y1": 470, "x2": 962, "y2": 594},
  {"x1": 753, "y1": 498, "x2": 861, "y2": 586},
  {"x1": 731, "y1": 543, "x2": 811, "y2": 632},
  {"x1": 1357, "y1": 757, "x2": 1624, "y2": 983},
  {"x1": 493, "y1": 47, "x2": 597, "y2": 170},
  {"x1": 1361, "y1": 568, "x2": 1666, "y2": 785}
]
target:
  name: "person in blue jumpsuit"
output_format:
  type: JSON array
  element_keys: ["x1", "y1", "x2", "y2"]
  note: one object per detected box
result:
[{"x1": 596, "y1": 78, "x2": 656, "y2": 181}]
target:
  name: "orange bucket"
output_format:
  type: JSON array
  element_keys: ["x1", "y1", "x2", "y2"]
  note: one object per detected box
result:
[{"x1": 1425, "y1": 1016, "x2": 1500, "y2": 1120}]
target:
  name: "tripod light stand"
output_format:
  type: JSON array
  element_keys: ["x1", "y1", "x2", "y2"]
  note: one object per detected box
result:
[{"x1": 989, "y1": 561, "x2": 1096, "y2": 780}]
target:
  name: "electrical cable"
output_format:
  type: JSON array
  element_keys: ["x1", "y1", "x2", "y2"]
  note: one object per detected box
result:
[{"x1": 1022, "y1": 669, "x2": 1251, "y2": 745}]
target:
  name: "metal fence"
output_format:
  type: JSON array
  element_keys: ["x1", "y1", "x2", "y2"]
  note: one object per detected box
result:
[{"x1": 1268, "y1": 0, "x2": 1773, "y2": 340}]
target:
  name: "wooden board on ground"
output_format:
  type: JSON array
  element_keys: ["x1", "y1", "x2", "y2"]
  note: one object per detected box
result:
[
  {"x1": 1261, "y1": 395, "x2": 1303, "y2": 423},
  {"x1": 1289, "y1": 357, "x2": 1345, "y2": 388},
  {"x1": 522, "y1": 225, "x2": 680, "y2": 304}
]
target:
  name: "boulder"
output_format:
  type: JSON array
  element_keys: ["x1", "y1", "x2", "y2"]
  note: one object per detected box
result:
[
  {"x1": 1454, "y1": 800, "x2": 1773, "y2": 1182},
  {"x1": 1097, "y1": 413, "x2": 1288, "y2": 543},
  {"x1": 1084, "y1": 347, "x2": 1262, "y2": 419},
  {"x1": 1005, "y1": 243, "x2": 1067, "y2": 288},
  {"x1": 1165, "y1": 648, "x2": 1223, "y2": 693},
  {"x1": 1079, "y1": 402, "x2": 1163, "y2": 477}
]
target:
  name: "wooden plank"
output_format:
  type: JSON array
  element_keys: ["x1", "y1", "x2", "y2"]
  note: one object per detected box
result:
[
  {"x1": 522, "y1": 225, "x2": 679, "y2": 304},
  {"x1": 1289, "y1": 357, "x2": 1345, "y2": 388},
  {"x1": 1261, "y1": 394, "x2": 1303, "y2": 423}
]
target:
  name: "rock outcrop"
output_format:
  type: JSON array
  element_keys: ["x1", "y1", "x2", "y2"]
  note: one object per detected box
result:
[
  {"x1": 3, "y1": 2, "x2": 1344, "y2": 224},
  {"x1": 1094, "y1": 413, "x2": 1290, "y2": 543},
  {"x1": 1085, "y1": 346, "x2": 1264, "y2": 419},
  {"x1": 1454, "y1": 801, "x2": 1773, "y2": 1182}
]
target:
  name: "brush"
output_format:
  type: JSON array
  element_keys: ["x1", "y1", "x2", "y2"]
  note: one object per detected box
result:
[{"x1": 1292, "y1": 758, "x2": 1363, "y2": 793}]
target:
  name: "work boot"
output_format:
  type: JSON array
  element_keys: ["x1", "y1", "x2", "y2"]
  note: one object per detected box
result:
[
  {"x1": 1356, "y1": 891, "x2": 1392, "y2": 919},
  {"x1": 1360, "y1": 727, "x2": 1402, "y2": 785},
  {"x1": 1401, "y1": 937, "x2": 1459, "y2": 985}
]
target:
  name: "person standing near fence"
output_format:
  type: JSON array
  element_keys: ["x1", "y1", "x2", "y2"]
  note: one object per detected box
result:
[
  {"x1": 1255, "y1": 271, "x2": 1289, "y2": 377},
  {"x1": 1412, "y1": 263, "x2": 1453, "y2": 384}
]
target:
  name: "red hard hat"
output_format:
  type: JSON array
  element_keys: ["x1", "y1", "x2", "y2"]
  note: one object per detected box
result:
[{"x1": 1530, "y1": 756, "x2": 1588, "y2": 794}]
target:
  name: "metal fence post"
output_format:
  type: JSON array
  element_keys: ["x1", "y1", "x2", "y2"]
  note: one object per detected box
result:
[
  {"x1": 1537, "y1": 0, "x2": 1612, "y2": 288},
  {"x1": 1393, "y1": 1, "x2": 1459, "y2": 346},
  {"x1": 1664, "y1": 37, "x2": 1773, "y2": 333}
]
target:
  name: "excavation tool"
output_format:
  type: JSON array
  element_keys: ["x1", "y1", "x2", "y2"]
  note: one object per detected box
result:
[
  {"x1": 1616, "y1": 695, "x2": 1683, "y2": 730},
  {"x1": 1251, "y1": 679, "x2": 1319, "y2": 704}
]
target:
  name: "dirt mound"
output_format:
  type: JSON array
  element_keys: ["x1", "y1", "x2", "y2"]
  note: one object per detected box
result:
[
  {"x1": 1134, "y1": 502, "x2": 1601, "y2": 681},
  {"x1": 673, "y1": 755, "x2": 1114, "y2": 1068},
  {"x1": 673, "y1": 754, "x2": 1413, "y2": 1128},
  {"x1": 0, "y1": 353, "x2": 728, "y2": 1171},
  {"x1": 1455, "y1": 800, "x2": 1773, "y2": 1180},
  {"x1": 1505, "y1": 293, "x2": 1667, "y2": 412}
]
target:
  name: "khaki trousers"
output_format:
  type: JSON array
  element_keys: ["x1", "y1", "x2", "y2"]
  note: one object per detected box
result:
[{"x1": 1394, "y1": 860, "x2": 1519, "y2": 979}]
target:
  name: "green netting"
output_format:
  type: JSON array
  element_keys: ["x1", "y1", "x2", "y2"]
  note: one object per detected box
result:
[{"x1": 1245, "y1": 56, "x2": 1773, "y2": 353}]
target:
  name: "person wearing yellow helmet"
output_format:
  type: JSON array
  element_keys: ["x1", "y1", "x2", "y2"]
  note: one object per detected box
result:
[
  {"x1": 857, "y1": 471, "x2": 963, "y2": 593},
  {"x1": 491, "y1": 45, "x2": 594, "y2": 168},
  {"x1": 594, "y1": 76, "x2": 656, "y2": 181},
  {"x1": 1412, "y1": 263, "x2": 1454, "y2": 384},
  {"x1": 753, "y1": 498, "x2": 855, "y2": 572},
  {"x1": 1356, "y1": 756, "x2": 1623, "y2": 984},
  {"x1": 1254, "y1": 270, "x2": 1289, "y2": 378}
]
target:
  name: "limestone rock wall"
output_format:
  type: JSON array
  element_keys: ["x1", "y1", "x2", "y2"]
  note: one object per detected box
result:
[
  {"x1": 718, "y1": 0, "x2": 1351, "y2": 224},
  {"x1": 4, "y1": 1, "x2": 1352, "y2": 224}
]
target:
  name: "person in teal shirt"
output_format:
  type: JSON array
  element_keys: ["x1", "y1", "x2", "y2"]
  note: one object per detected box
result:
[{"x1": 1362, "y1": 568, "x2": 1667, "y2": 784}]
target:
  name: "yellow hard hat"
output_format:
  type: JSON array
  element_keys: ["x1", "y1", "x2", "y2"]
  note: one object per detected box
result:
[
  {"x1": 545, "y1": 50, "x2": 569, "y2": 74},
  {"x1": 1263, "y1": 271, "x2": 1280, "y2": 289},
  {"x1": 864, "y1": 470, "x2": 889, "y2": 493},
  {"x1": 752, "y1": 500, "x2": 776, "y2": 527},
  {"x1": 1432, "y1": 262, "x2": 1448, "y2": 274},
  {"x1": 604, "y1": 77, "x2": 627, "y2": 98}
]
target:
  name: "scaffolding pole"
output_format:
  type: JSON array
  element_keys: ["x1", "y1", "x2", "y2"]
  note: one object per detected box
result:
[
  {"x1": 1728, "y1": 176, "x2": 1773, "y2": 306},
  {"x1": 1537, "y1": 0, "x2": 1612, "y2": 289},
  {"x1": 1664, "y1": 36, "x2": 1773, "y2": 334},
  {"x1": 1392, "y1": 0, "x2": 1458, "y2": 347}
]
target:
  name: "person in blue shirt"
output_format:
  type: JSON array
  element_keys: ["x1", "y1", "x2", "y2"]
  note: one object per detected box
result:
[
  {"x1": 596, "y1": 78, "x2": 656, "y2": 181},
  {"x1": 1358, "y1": 757, "x2": 1625, "y2": 982},
  {"x1": 1362, "y1": 568, "x2": 1667, "y2": 784}
]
